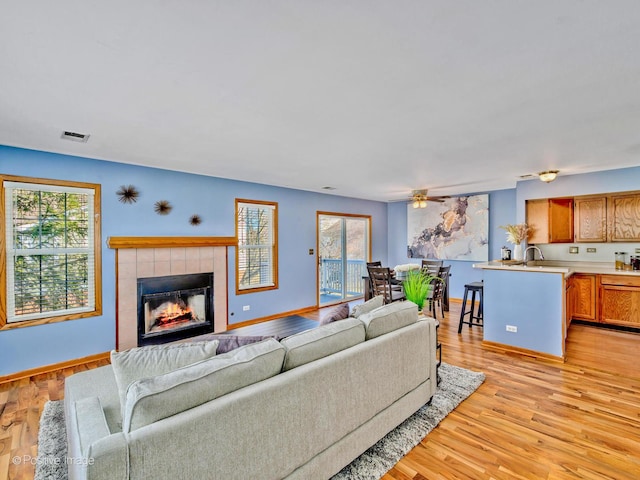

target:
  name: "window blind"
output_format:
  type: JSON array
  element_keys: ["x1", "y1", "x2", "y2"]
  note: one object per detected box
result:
[
  {"x1": 4, "y1": 181, "x2": 95, "y2": 322},
  {"x1": 237, "y1": 202, "x2": 275, "y2": 290}
]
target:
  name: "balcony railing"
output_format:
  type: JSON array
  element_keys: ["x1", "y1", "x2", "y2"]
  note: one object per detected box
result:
[{"x1": 320, "y1": 259, "x2": 366, "y2": 296}]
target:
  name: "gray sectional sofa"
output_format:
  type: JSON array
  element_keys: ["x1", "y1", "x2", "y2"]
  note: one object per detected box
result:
[{"x1": 64, "y1": 300, "x2": 438, "y2": 480}]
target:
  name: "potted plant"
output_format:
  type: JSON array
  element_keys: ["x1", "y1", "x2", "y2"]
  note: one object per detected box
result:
[{"x1": 402, "y1": 268, "x2": 441, "y2": 312}]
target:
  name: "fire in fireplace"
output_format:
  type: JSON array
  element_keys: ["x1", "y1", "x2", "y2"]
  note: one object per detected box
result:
[{"x1": 137, "y1": 272, "x2": 214, "y2": 346}]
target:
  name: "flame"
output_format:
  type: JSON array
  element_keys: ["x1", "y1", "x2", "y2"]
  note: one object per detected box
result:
[{"x1": 155, "y1": 302, "x2": 193, "y2": 324}]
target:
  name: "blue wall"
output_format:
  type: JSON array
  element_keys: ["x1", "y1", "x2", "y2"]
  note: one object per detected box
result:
[
  {"x1": 517, "y1": 166, "x2": 640, "y2": 263},
  {"x1": 4, "y1": 143, "x2": 637, "y2": 376},
  {"x1": 516, "y1": 165, "x2": 640, "y2": 222},
  {"x1": 0, "y1": 146, "x2": 388, "y2": 375},
  {"x1": 387, "y1": 189, "x2": 517, "y2": 299},
  {"x1": 483, "y1": 269, "x2": 564, "y2": 357}
]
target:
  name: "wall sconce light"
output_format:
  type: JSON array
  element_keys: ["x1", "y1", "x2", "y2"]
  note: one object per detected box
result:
[{"x1": 538, "y1": 170, "x2": 559, "y2": 183}]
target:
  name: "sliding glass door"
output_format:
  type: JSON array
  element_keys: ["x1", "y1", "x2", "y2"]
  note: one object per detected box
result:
[{"x1": 317, "y1": 213, "x2": 370, "y2": 306}]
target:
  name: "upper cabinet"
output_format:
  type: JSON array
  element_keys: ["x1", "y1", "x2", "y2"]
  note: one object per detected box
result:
[
  {"x1": 573, "y1": 192, "x2": 640, "y2": 242},
  {"x1": 526, "y1": 198, "x2": 574, "y2": 244},
  {"x1": 530, "y1": 190, "x2": 640, "y2": 244},
  {"x1": 609, "y1": 193, "x2": 640, "y2": 242},
  {"x1": 574, "y1": 196, "x2": 607, "y2": 242}
]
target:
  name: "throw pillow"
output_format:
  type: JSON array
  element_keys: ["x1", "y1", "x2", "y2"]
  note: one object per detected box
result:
[
  {"x1": 319, "y1": 302, "x2": 350, "y2": 326},
  {"x1": 280, "y1": 318, "x2": 365, "y2": 371},
  {"x1": 358, "y1": 301, "x2": 418, "y2": 339},
  {"x1": 214, "y1": 335, "x2": 276, "y2": 354},
  {"x1": 123, "y1": 338, "x2": 285, "y2": 433},
  {"x1": 111, "y1": 340, "x2": 219, "y2": 414},
  {"x1": 350, "y1": 295, "x2": 384, "y2": 319}
]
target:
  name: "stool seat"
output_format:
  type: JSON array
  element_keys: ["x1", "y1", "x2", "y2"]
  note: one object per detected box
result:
[{"x1": 458, "y1": 282, "x2": 483, "y2": 333}]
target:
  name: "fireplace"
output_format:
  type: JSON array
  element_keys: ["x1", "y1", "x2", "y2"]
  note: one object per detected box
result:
[{"x1": 137, "y1": 272, "x2": 214, "y2": 346}]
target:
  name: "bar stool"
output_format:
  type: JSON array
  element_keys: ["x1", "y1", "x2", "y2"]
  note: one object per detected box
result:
[{"x1": 458, "y1": 282, "x2": 483, "y2": 333}]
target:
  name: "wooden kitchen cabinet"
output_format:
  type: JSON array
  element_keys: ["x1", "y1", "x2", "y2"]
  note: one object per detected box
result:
[
  {"x1": 574, "y1": 196, "x2": 607, "y2": 242},
  {"x1": 526, "y1": 198, "x2": 574, "y2": 244},
  {"x1": 599, "y1": 275, "x2": 640, "y2": 327},
  {"x1": 565, "y1": 276, "x2": 574, "y2": 334},
  {"x1": 609, "y1": 193, "x2": 640, "y2": 241},
  {"x1": 571, "y1": 274, "x2": 596, "y2": 321}
]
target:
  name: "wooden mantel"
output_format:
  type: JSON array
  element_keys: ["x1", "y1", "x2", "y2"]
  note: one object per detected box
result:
[{"x1": 107, "y1": 236, "x2": 237, "y2": 249}]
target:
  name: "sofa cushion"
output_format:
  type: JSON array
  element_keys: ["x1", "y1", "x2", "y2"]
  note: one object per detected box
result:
[
  {"x1": 350, "y1": 295, "x2": 384, "y2": 318},
  {"x1": 319, "y1": 303, "x2": 350, "y2": 326},
  {"x1": 111, "y1": 340, "x2": 219, "y2": 414},
  {"x1": 280, "y1": 318, "x2": 365, "y2": 371},
  {"x1": 358, "y1": 301, "x2": 418, "y2": 339},
  {"x1": 122, "y1": 338, "x2": 285, "y2": 433},
  {"x1": 213, "y1": 334, "x2": 277, "y2": 354}
]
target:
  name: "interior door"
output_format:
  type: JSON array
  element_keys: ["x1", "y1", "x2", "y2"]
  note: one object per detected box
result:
[{"x1": 317, "y1": 213, "x2": 370, "y2": 306}]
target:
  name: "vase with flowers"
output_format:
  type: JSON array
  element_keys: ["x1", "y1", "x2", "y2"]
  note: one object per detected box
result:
[
  {"x1": 393, "y1": 263, "x2": 421, "y2": 281},
  {"x1": 499, "y1": 223, "x2": 530, "y2": 261}
]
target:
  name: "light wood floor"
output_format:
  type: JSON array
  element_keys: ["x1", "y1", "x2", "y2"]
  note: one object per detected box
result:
[{"x1": 2, "y1": 301, "x2": 640, "y2": 479}]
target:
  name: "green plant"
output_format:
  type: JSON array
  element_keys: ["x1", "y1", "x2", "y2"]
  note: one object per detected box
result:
[{"x1": 402, "y1": 269, "x2": 440, "y2": 311}]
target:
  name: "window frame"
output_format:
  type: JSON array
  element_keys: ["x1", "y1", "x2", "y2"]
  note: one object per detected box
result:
[
  {"x1": 0, "y1": 174, "x2": 102, "y2": 330},
  {"x1": 235, "y1": 198, "x2": 278, "y2": 295}
]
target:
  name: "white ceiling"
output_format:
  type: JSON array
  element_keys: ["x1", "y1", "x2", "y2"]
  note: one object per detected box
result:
[{"x1": 2, "y1": 1, "x2": 640, "y2": 201}]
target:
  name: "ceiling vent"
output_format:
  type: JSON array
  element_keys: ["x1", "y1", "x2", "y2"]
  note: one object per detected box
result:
[{"x1": 61, "y1": 131, "x2": 90, "y2": 143}]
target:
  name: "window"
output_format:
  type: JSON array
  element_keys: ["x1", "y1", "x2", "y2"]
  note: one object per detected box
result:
[
  {"x1": 236, "y1": 199, "x2": 278, "y2": 293},
  {"x1": 1, "y1": 175, "x2": 102, "y2": 329}
]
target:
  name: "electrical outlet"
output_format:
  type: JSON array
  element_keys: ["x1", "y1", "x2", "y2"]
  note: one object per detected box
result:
[
  {"x1": 506, "y1": 325, "x2": 517, "y2": 333},
  {"x1": 587, "y1": 248, "x2": 596, "y2": 253},
  {"x1": 569, "y1": 246, "x2": 579, "y2": 254},
  {"x1": 243, "y1": 305, "x2": 250, "y2": 311},
  {"x1": 636, "y1": 248, "x2": 640, "y2": 254}
]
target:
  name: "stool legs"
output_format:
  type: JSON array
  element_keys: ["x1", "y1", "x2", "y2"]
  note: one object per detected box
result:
[
  {"x1": 458, "y1": 288, "x2": 469, "y2": 333},
  {"x1": 458, "y1": 284, "x2": 483, "y2": 333}
]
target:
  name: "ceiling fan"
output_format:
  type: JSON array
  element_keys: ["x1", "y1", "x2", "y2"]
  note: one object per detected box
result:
[{"x1": 409, "y1": 189, "x2": 450, "y2": 208}]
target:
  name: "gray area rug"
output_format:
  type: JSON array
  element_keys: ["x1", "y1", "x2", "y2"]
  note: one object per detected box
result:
[{"x1": 35, "y1": 362, "x2": 484, "y2": 480}]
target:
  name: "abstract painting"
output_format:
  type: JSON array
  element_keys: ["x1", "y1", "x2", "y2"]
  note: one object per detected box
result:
[{"x1": 407, "y1": 194, "x2": 489, "y2": 261}]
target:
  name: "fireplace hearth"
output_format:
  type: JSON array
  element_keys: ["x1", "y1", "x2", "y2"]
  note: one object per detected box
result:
[{"x1": 137, "y1": 272, "x2": 214, "y2": 346}]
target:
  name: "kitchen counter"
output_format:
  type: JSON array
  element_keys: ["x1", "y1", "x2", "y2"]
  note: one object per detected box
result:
[
  {"x1": 474, "y1": 260, "x2": 640, "y2": 277},
  {"x1": 473, "y1": 260, "x2": 640, "y2": 361}
]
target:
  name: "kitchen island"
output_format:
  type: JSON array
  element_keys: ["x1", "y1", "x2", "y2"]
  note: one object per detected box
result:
[{"x1": 473, "y1": 260, "x2": 640, "y2": 361}]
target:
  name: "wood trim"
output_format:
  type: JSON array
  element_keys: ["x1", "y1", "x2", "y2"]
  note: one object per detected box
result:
[
  {"x1": 115, "y1": 249, "x2": 119, "y2": 349},
  {"x1": 94, "y1": 182, "x2": 103, "y2": 319},
  {"x1": 226, "y1": 305, "x2": 317, "y2": 330},
  {"x1": 107, "y1": 236, "x2": 237, "y2": 249},
  {"x1": 316, "y1": 210, "x2": 374, "y2": 219},
  {"x1": 0, "y1": 351, "x2": 110, "y2": 384},
  {"x1": 315, "y1": 211, "x2": 373, "y2": 307},
  {"x1": 234, "y1": 198, "x2": 278, "y2": 295},
  {"x1": 481, "y1": 340, "x2": 565, "y2": 363},
  {"x1": 0, "y1": 310, "x2": 102, "y2": 331},
  {"x1": 0, "y1": 175, "x2": 102, "y2": 330}
]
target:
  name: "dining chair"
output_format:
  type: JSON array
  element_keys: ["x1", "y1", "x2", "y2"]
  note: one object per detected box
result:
[
  {"x1": 426, "y1": 265, "x2": 450, "y2": 319},
  {"x1": 365, "y1": 261, "x2": 382, "y2": 299},
  {"x1": 421, "y1": 259, "x2": 443, "y2": 277},
  {"x1": 367, "y1": 266, "x2": 405, "y2": 304}
]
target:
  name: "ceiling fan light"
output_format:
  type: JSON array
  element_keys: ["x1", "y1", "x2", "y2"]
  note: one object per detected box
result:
[
  {"x1": 538, "y1": 170, "x2": 559, "y2": 183},
  {"x1": 413, "y1": 200, "x2": 420, "y2": 208},
  {"x1": 419, "y1": 200, "x2": 427, "y2": 208}
]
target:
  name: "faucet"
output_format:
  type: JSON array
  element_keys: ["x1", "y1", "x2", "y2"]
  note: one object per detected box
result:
[{"x1": 523, "y1": 245, "x2": 545, "y2": 265}]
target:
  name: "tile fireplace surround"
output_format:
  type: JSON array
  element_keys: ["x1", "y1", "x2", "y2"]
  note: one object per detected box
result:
[{"x1": 108, "y1": 237, "x2": 236, "y2": 351}]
